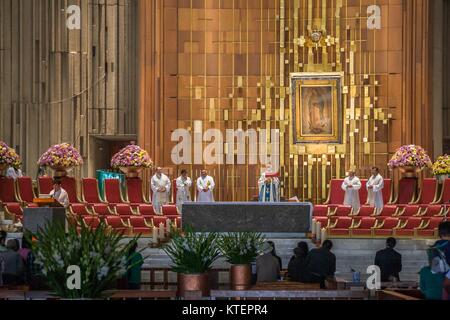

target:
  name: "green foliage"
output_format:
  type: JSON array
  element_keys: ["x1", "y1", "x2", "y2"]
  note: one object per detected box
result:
[
  {"x1": 28, "y1": 218, "x2": 140, "y2": 299},
  {"x1": 162, "y1": 226, "x2": 221, "y2": 274},
  {"x1": 217, "y1": 232, "x2": 266, "y2": 265}
]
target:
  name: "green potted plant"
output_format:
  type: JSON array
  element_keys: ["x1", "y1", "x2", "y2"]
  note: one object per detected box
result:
[
  {"x1": 30, "y1": 219, "x2": 140, "y2": 299},
  {"x1": 163, "y1": 226, "x2": 220, "y2": 297},
  {"x1": 218, "y1": 232, "x2": 266, "y2": 290}
]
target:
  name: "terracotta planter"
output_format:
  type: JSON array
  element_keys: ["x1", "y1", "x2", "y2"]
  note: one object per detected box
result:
[
  {"x1": 399, "y1": 166, "x2": 420, "y2": 178},
  {"x1": 230, "y1": 264, "x2": 252, "y2": 290},
  {"x1": 119, "y1": 166, "x2": 143, "y2": 178},
  {"x1": 177, "y1": 273, "x2": 210, "y2": 297}
]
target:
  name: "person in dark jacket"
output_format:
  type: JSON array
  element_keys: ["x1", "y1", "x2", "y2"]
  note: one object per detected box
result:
[
  {"x1": 374, "y1": 237, "x2": 402, "y2": 282},
  {"x1": 433, "y1": 221, "x2": 450, "y2": 266},
  {"x1": 287, "y1": 241, "x2": 309, "y2": 282},
  {"x1": 303, "y1": 240, "x2": 336, "y2": 286}
]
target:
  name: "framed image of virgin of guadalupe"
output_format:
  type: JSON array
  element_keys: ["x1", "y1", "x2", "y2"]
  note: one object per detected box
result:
[{"x1": 290, "y1": 72, "x2": 343, "y2": 144}]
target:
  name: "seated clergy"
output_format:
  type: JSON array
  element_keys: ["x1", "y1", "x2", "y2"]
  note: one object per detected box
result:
[
  {"x1": 49, "y1": 179, "x2": 69, "y2": 208},
  {"x1": 256, "y1": 242, "x2": 280, "y2": 283},
  {"x1": 341, "y1": 170, "x2": 361, "y2": 212},
  {"x1": 151, "y1": 167, "x2": 171, "y2": 214},
  {"x1": 367, "y1": 167, "x2": 384, "y2": 213},
  {"x1": 6, "y1": 165, "x2": 23, "y2": 180}
]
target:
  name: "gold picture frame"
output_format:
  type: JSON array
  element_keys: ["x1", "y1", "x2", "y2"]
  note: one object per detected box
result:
[{"x1": 291, "y1": 72, "x2": 343, "y2": 144}]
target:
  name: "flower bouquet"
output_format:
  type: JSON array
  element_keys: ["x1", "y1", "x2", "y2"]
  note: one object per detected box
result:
[
  {"x1": 38, "y1": 143, "x2": 83, "y2": 176},
  {"x1": 432, "y1": 155, "x2": 450, "y2": 183},
  {"x1": 29, "y1": 219, "x2": 140, "y2": 299},
  {"x1": 0, "y1": 141, "x2": 20, "y2": 174},
  {"x1": 388, "y1": 145, "x2": 432, "y2": 177},
  {"x1": 111, "y1": 144, "x2": 153, "y2": 178}
]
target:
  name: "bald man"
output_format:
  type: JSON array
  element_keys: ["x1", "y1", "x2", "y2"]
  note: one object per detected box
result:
[
  {"x1": 341, "y1": 170, "x2": 361, "y2": 212},
  {"x1": 196, "y1": 170, "x2": 215, "y2": 202}
]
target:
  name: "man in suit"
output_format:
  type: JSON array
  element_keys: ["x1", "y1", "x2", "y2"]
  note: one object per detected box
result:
[
  {"x1": 374, "y1": 237, "x2": 402, "y2": 282},
  {"x1": 303, "y1": 240, "x2": 336, "y2": 287}
]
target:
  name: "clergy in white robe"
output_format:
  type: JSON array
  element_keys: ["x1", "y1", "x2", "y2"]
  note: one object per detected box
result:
[
  {"x1": 367, "y1": 167, "x2": 384, "y2": 213},
  {"x1": 341, "y1": 171, "x2": 361, "y2": 212},
  {"x1": 176, "y1": 169, "x2": 192, "y2": 213},
  {"x1": 258, "y1": 167, "x2": 280, "y2": 202},
  {"x1": 197, "y1": 170, "x2": 215, "y2": 202},
  {"x1": 6, "y1": 166, "x2": 22, "y2": 180},
  {"x1": 49, "y1": 180, "x2": 70, "y2": 208},
  {"x1": 151, "y1": 167, "x2": 171, "y2": 214}
]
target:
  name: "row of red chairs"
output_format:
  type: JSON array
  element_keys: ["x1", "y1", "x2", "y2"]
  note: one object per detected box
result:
[
  {"x1": 315, "y1": 216, "x2": 446, "y2": 238},
  {"x1": 79, "y1": 215, "x2": 180, "y2": 236},
  {"x1": 313, "y1": 178, "x2": 450, "y2": 217}
]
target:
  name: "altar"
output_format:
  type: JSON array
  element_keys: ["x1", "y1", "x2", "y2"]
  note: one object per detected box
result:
[{"x1": 181, "y1": 202, "x2": 312, "y2": 234}]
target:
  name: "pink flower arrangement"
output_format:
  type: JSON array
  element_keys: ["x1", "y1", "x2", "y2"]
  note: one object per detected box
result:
[
  {"x1": 38, "y1": 143, "x2": 83, "y2": 168},
  {"x1": 0, "y1": 141, "x2": 21, "y2": 167},
  {"x1": 111, "y1": 144, "x2": 152, "y2": 169},
  {"x1": 388, "y1": 144, "x2": 432, "y2": 169}
]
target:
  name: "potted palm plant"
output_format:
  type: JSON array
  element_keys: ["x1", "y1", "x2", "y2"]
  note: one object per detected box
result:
[
  {"x1": 29, "y1": 218, "x2": 140, "y2": 299},
  {"x1": 163, "y1": 226, "x2": 220, "y2": 297},
  {"x1": 218, "y1": 232, "x2": 265, "y2": 290}
]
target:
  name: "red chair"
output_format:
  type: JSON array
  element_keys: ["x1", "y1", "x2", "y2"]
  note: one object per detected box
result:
[
  {"x1": 129, "y1": 216, "x2": 153, "y2": 235},
  {"x1": 104, "y1": 179, "x2": 128, "y2": 205},
  {"x1": 172, "y1": 179, "x2": 178, "y2": 204},
  {"x1": 359, "y1": 179, "x2": 368, "y2": 205},
  {"x1": 415, "y1": 217, "x2": 444, "y2": 238},
  {"x1": 326, "y1": 217, "x2": 352, "y2": 237},
  {"x1": 350, "y1": 217, "x2": 376, "y2": 237},
  {"x1": 420, "y1": 205, "x2": 445, "y2": 218},
  {"x1": 376, "y1": 205, "x2": 399, "y2": 219},
  {"x1": 313, "y1": 217, "x2": 329, "y2": 229},
  {"x1": 396, "y1": 205, "x2": 420, "y2": 217},
  {"x1": 69, "y1": 204, "x2": 93, "y2": 217},
  {"x1": 4, "y1": 203, "x2": 23, "y2": 222},
  {"x1": 151, "y1": 215, "x2": 168, "y2": 228},
  {"x1": 354, "y1": 206, "x2": 375, "y2": 217},
  {"x1": 162, "y1": 205, "x2": 179, "y2": 216},
  {"x1": 16, "y1": 177, "x2": 37, "y2": 206},
  {"x1": 383, "y1": 179, "x2": 393, "y2": 204},
  {"x1": 415, "y1": 178, "x2": 439, "y2": 208},
  {"x1": 394, "y1": 178, "x2": 417, "y2": 205},
  {"x1": 436, "y1": 178, "x2": 450, "y2": 204},
  {"x1": 313, "y1": 205, "x2": 329, "y2": 217},
  {"x1": 138, "y1": 204, "x2": 157, "y2": 217},
  {"x1": 81, "y1": 178, "x2": 105, "y2": 204},
  {"x1": 82, "y1": 216, "x2": 100, "y2": 229},
  {"x1": 0, "y1": 177, "x2": 18, "y2": 204},
  {"x1": 324, "y1": 179, "x2": 345, "y2": 208},
  {"x1": 38, "y1": 176, "x2": 53, "y2": 194},
  {"x1": 126, "y1": 178, "x2": 149, "y2": 206},
  {"x1": 394, "y1": 218, "x2": 423, "y2": 238},
  {"x1": 61, "y1": 177, "x2": 81, "y2": 203},
  {"x1": 373, "y1": 218, "x2": 400, "y2": 237},
  {"x1": 92, "y1": 204, "x2": 114, "y2": 217},
  {"x1": 114, "y1": 204, "x2": 136, "y2": 218},
  {"x1": 330, "y1": 205, "x2": 352, "y2": 217},
  {"x1": 105, "y1": 216, "x2": 130, "y2": 234}
]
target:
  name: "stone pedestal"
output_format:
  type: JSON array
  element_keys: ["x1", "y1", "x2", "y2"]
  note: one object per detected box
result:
[{"x1": 23, "y1": 207, "x2": 66, "y2": 234}]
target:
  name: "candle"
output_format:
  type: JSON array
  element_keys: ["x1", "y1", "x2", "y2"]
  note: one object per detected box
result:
[
  {"x1": 166, "y1": 219, "x2": 171, "y2": 234},
  {"x1": 159, "y1": 222, "x2": 165, "y2": 239},
  {"x1": 152, "y1": 226, "x2": 158, "y2": 243},
  {"x1": 320, "y1": 228, "x2": 327, "y2": 244}
]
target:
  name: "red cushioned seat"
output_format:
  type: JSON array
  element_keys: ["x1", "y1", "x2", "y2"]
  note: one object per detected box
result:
[
  {"x1": 440, "y1": 179, "x2": 450, "y2": 204},
  {"x1": 327, "y1": 217, "x2": 352, "y2": 236},
  {"x1": 421, "y1": 205, "x2": 445, "y2": 217},
  {"x1": 105, "y1": 216, "x2": 129, "y2": 233},
  {"x1": 416, "y1": 178, "x2": 438, "y2": 207},
  {"x1": 313, "y1": 217, "x2": 329, "y2": 229},
  {"x1": 324, "y1": 179, "x2": 345, "y2": 205},
  {"x1": 126, "y1": 178, "x2": 149, "y2": 205},
  {"x1": 17, "y1": 177, "x2": 36, "y2": 205},
  {"x1": 162, "y1": 205, "x2": 179, "y2": 216},
  {"x1": 313, "y1": 205, "x2": 329, "y2": 217},
  {"x1": 373, "y1": 218, "x2": 400, "y2": 237},
  {"x1": 394, "y1": 218, "x2": 423, "y2": 237},
  {"x1": 396, "y1": 178, "x2": 417, "y2": 205},
  {"x1": 114, "y1": 204, "x2": 136, "y2": 217},
  {"x1": 69, "y1": 204, "x2": 93, "y2": 217},
  {"x1": 151, "y1": 216, "x2": 168, "y2": 228},
  {"x1": 356, "y1": 206, "x2": 376, "y2": 217},
  {"x1": 359, "y1": 179, "x2": 368, "y2": 205},
  {"x1": 0, "y1": 177, "x2": 18, "y2": 203},
  {"x1": 4, "y1": 203, "x2": 23, "y2": 221},
  {"x1": 104, "y1": 179, "x2": 128, "y2": 204},
  {"x1": 81, "y1": 178, "x2": 104, "y2": 204},
  {"x1": 82, "y1": 216, "x2": 100, "y2": 229},
  {"x1": 415, "y1": 217, "x2": 444, "y2": 238},
  {"x1": 138, "y1": 204, "x2": 157, "y2": 216},
  {"x1": 129, "y1": 216, "x2": 153, "y2": 235},
  {"x1": 350, "y1": 217, "x2": 376, "y2": 237},
  {"x1": 92, "y1": 203, "x2": 113, "y2": 216},
  {"x1": 61, "y1": 177, "x2": 80, "y2": 203},
  {"x1": 398, "y1": 205, "x2": 420, "y2": 217},
  {"x1": 331, "y1": 205, "x2": 352, "y2": 217},
  {"x1": 38, "y1": 176, "x2": 53, "y2": 195},
  {"x1": 376, "y1": 205, "x2": 398, "y2": 219},
  {"x1": 383, "y1": 179, "x2": 393, "y2": 204}
]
